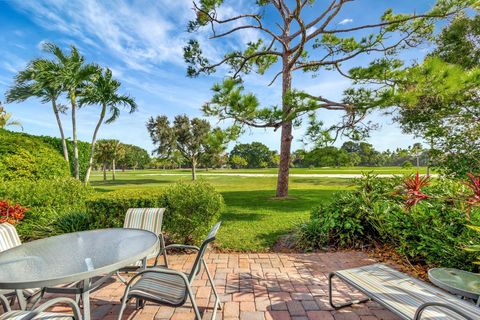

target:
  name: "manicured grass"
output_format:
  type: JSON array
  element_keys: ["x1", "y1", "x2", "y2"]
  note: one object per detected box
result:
[{"x1": 90, "y1": 167, "x2": 423, "y2": 251}]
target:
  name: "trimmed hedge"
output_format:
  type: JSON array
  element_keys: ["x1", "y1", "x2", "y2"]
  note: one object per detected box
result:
[
  {"x1": 39, "y1": 135, "x2": 91, "y2": 181},
  {"x1": 86, "y1": 181, "x2": 224, "y2": 244},
  {"x1": 0, "y1": 129, "x2": 70, "y2": 180}
]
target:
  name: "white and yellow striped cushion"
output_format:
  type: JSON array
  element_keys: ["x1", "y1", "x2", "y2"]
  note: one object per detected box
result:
[
  {"x1": 0, "y1": 311, "x2": 74, "y2": 320},
  {"x1": 128, "y1": 271, "x2": 187, "y2": 305},
  {"x1": 0, "y1": 223, "x2": 21, "y2": 252}
]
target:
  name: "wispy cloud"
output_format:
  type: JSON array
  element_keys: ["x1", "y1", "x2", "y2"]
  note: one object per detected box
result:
[
  {"x1": 10, "y1": 0, "x2": 193, "y2": 71},
  {"x1": 338, "y1": 18, "x2": 353, "y2": 25}
]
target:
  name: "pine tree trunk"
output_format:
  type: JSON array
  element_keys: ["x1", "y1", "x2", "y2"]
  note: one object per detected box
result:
[
  {"x1": 276, "y1": 54, "x2": 293, "y2": 198},
  {"x1": 70, "y1": 93, "x2": 80, "y2": 180},
  {"x1": 52, "y1": 100, "x2": 69, "y2": 163},
  {"x1": 84, "y1": 104, "x2": 106, "y2": 185}
]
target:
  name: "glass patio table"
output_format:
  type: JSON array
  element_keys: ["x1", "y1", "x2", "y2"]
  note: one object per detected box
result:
[
  {"x1": 0, "y1": 228, "x2": 159, "y2": 320},
  {"x1": 429, "y1": 268, "x2": 480, "y2": 306}
]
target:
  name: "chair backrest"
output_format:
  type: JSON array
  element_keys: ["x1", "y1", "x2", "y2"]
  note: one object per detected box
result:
[
  {"x1": 0, "y1": 223, "x2": 21, "y2": 252},
  {"x1": 123, "y1": 208, "x2": 165, "y2": 235},
  {"x1": 189, "y1": 222, "x2": 221, "y2": 281}
]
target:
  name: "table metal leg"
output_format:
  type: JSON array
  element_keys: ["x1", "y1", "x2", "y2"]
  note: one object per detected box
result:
[{"x1": 82, "y1": 279, "x2": 91, "y2": 320}]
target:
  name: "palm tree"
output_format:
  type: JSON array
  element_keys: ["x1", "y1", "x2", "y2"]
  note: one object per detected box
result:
[
  {"x1": 94, "y1": 139, "x2": 124, "y2": 181},
  {"x1": 0, "y1": 104, "x2": 23, "y2": 130},
  {"x1": 94, "y1": 140, "x2": 112, "y2": 181},
  {"x1": 80, "y1": 68, "x2": 137, "y2": 184},
  {"x1": 43, "y1": 42, "x2": 98, "y2": 179},
  {"x1": 6, "y1": 58, "x2": 68, "y2": 161}
]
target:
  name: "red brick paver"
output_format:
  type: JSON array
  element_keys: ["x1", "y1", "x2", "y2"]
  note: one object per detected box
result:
[{"x1": 6, "y1": 252, "x2": 401, "y2": 320}]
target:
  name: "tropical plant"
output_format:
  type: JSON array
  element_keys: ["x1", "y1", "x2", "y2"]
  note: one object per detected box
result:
[
  {"x1": 400, "y1": 173, "x2": 431, "y2": 210},
  {"x1": 0, "y1": 200, "x2": 28, "y2": 225},
  {"x1": 79, "y1": 68, "x2": 137, "y2": 184},
  {"x1": 184, "y1": 0, "x2": 472, "y2": 198},
  {"x1": 42, "y1": 42, "x2": 99, "y2": 180},
  {"x1": 0, "y1": 104, "x2": 22, "y2": 130},
  {"x1": 6, "y1": 57, "x2": 67, "y2": 160}
]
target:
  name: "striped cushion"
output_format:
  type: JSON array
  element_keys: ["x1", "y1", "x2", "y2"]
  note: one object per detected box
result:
[
  {"x1": 128, "y1": 270, "x2": 187, "y2": 305},
  {"x1": 0, "y1": 223, "x2": 21, "y2": 252},
  {"x1": 123, "y1": 208, "x2": 165, "y2": 235},
  {"x1": 335, "y1": 264, "x2": 480, "y2": 320},
  {"x1": 0, "y1": 311, "x2": 74, "y2": 320},
  {"x1": 123, "y1": 208, "x2": 165, "y2": 261}
]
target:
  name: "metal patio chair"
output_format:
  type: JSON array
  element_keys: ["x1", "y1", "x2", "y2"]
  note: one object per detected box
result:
[
  {"x1": 117, "y1": 222, "x2": 222, "y2": 320},
  {"x1": 0, "y1": 294, "x2": 82, "y2": 320},
  {"x1": 116, "y1": 208, "x2": 168, "y2": 284},
  {"x1": 0, "y1": 223, "x2": 40, "y2": 310}
]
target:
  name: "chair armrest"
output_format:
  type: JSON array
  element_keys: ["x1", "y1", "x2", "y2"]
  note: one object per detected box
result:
[
  {"x1": 121, "y1": 267, "x2": 192, "y2": 302},
  {"x1": 164, "y1": 244, "x2": 200, "y2": 251},
  {"x1": 414, "y1": 301, "x2": 475, "y2": 320},
  {"x1": 0, "y1": 293, "x2": 11, "y2": 312},
  {"x1": 33, "y1": 297, "x2": 82, "y2": 320}
]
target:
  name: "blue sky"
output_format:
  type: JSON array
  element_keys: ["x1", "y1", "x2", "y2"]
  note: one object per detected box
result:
[{"x1": 0, "y1": 0, "x2": 441, "y2": 154}]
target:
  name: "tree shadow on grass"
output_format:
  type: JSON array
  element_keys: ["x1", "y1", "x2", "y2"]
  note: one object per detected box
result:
[
  {"x1": 220, "y1": 189, "x2": 337, "y2": 213},
  {"x1": 91, "y1": 178, "x2": 172, "y2": 187}
]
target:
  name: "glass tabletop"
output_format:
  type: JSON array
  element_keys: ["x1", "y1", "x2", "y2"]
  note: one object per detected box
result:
[
  {"x1": 428, "y1": 268, "x2": 480, "y2": 299},
  {"x1": 0, "y1": 228, "x2": 158, "y2": 289}
]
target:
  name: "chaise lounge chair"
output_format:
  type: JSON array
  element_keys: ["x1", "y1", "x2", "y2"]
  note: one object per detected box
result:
[{"x1": 329, "y1": 263, "x2": 480, "y2": 319}]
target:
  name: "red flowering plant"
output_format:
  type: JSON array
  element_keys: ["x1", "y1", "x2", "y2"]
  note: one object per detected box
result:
[
  {"x1": 465, "y1": 173, "x2": 480, "y2": 207},
  {"x1": 399, "y1": 172, "x2": 431, "y2": 210},
  {"x1": 0, "y1": 200, "x2": 28, "y2": 225}
]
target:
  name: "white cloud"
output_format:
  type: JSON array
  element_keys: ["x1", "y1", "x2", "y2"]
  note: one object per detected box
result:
[
  {"x1": 338, "y1": 18, "x2": 353, "y2": 25},
  {"x1": 10, "y1": 0, "x2": 192, "y2": 71}
]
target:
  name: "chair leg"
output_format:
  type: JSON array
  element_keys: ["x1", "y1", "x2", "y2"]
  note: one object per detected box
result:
[
  {"x1": 329, "y1": 273, "x2": 369, "y2": 309},
  {"x1": 117, "y1": 297, "x2": 128, "y2": 320},
  {"x1": 15, "y1": 290, "x2": 27, "y2": 310},
  {"x1": 203, "y1": 259, "x2": 222, "y2": 311},
  {"x1": 186, "y1": 285, "x2": 202, "y2": 320}
]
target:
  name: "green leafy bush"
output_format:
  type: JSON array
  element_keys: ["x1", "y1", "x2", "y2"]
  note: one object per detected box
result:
[
  {"x1": 0, "y1": 177, "x2": 92, "y2": 240},
  {"x1": 86, "y1": 181, "x2": 224, "y2": 244},
  {"x1": 86, "y1": 189, "x2": 165, "y2": 229},
  {"x1": 163, "y1": 181, "x2": 224, "y2": 244},
  {"x1": 0, "y1": 129, "x2": 70, "y2": 180},
  {"x1": 39, "y1": 135, "x2": 91, "y2": 181},
  {"x1": 296, "y1": 174, "x2": 480, "y2": 270}
]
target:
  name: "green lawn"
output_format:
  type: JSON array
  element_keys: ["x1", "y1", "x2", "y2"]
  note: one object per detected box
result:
[{"x1": 90, "y1": 167, "x2": 425, "y2": 251}]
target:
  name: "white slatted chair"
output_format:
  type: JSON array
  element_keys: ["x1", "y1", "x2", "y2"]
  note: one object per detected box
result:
[
  {"x1": 329, "y1": 263, "x2": 480, "y2": 320},
  {"x1": 117, "y1": 222, "x2": 222, "y2": 320},
  {"x1": 116, "y1": 208, "x2": 167, "y2": 283},
  {"x1": 0, "y1": 294, "x2": 81, "y2": 320},
  {"x1": 0, "y1": 223, "x2": 39, "y2": 310}
]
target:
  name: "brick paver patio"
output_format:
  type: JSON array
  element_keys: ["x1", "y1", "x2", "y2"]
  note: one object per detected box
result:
[{"x1": 42, "y1": 251, "x2": 401, "y2": 320}]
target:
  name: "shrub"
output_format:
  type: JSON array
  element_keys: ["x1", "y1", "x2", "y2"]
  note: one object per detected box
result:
[
  {"x1": 163, "y1": 181, "x2": 224, "y2": 244},
  {"x1": 39, "y1": 135, "x2": 91, "y2": 181},
  {"x1": 86, "y1": 181, "x2": 224, "y2": 245},
  {"x1": 0, "y1": 129, "x2": 70, "y2": 180},
  {"x1": 86, "y1": 189, "x2": 165, "y2": 229},
  {"x1": 296, "y1": 173, "x2": 480, "y2": 270},
  {"x1": 0, "y1": 177, "x2": 92, "y2": 240}
]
